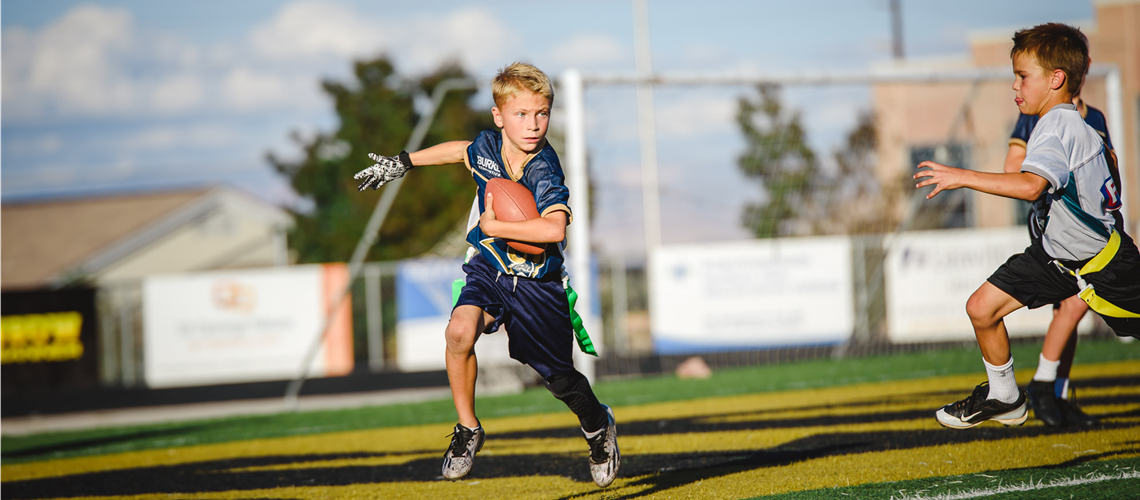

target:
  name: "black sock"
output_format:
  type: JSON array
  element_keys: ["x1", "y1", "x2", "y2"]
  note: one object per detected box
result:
[{"x1": 544, "y1": 370, "x2": 607, "y2": 433}]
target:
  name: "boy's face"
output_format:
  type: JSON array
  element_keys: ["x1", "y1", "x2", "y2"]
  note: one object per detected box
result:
[
  {"x1": 1011, "y1": 52, "x2": 1064, "y2": 117},
  {"x1": 492, "y1": 90, "x2": 550, "y2": 156}
]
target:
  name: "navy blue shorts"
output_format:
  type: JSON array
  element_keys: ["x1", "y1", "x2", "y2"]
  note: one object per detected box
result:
[{"x1": 454, "y1": 254, "x2": 575, "y2": 378}]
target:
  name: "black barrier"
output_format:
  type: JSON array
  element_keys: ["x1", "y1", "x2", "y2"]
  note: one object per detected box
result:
[{"x1": 1, "y1": 287, "x2": 100, "y2": 395}]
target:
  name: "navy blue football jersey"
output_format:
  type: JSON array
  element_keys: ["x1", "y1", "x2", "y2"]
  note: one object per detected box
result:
[{"x1": 464, "y1": 130, "x2": 572, "y2": 279}]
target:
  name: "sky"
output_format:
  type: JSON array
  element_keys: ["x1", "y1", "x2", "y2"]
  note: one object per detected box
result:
[{"x1": 1, "y1": 0, "x2": 1095, "y2": 256}]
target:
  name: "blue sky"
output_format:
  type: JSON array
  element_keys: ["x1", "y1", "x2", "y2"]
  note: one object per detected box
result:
[{"x1": 1, "y1": 1, "x2": 1094, "y2": 255}]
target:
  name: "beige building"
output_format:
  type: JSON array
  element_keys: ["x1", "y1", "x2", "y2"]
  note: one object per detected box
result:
[
  {"x1": 874, "y1": 0, "x2": 1139, "y2": 231},
  {"x1": 2, "y1": 186, "x2": 293, "y2": 291}
]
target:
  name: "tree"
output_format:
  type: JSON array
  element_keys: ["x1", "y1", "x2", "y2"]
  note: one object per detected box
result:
[
  {"x1": 270, "y1": 57, "x2": 494, "y2": 264},
  {"x1": 825, "y1": 111, "x2": 902, "y2": 235},
  {"x1": 736, "y1": 85, "x2": 897, "y2": 238},
  {"x1": 736, "y1": 84, "x2": 826, "y2": 238}
]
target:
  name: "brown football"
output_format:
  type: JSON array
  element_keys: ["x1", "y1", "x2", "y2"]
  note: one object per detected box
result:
[{"x1": 486, "y1": 178, "x2": 545, "y2": 254}]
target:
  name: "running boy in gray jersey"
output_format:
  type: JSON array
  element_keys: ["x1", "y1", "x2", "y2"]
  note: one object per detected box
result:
[
  {"x1": 915, "y1": 23, "x2": 1140, "y2": 429},
  {"x1": 1004, "y1": 91, "x2": 1115, "y2": 428}
]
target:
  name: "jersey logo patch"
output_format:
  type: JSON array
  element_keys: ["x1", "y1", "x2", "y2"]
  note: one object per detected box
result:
[
  {"x1": 476, "y1": 155, "x2": 503, "y2": 176},
  {"x1": 1101, "y1": 177, "x2": 1121, "y2": 212}
]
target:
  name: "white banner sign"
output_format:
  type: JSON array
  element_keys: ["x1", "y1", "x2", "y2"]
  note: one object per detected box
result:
[
  {"x1": 143, "y1": 264, "x2": 353, "y2": 388},
  {"x1": 885, "y1": 227, "x2": 1091, "y2": 342},
  {"x1": 650, "y1": 237, "x2": 854, "y2": 354}
]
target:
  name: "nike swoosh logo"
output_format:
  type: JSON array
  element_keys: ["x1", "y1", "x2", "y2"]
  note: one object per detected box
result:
[{"x1": 962, "y1": 411, "x2": 984, "y2": 421}]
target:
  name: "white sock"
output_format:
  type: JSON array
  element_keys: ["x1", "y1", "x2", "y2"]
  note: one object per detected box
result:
[
  {"x1": 1056, "y1": 378, "x2": 1070, "y2": 400},
  {"x1": 1033, "y1": 353, "x2": 1059, "y2": 382},
  {"x1": 984, "y1": 356, "x2": 1019, "y2": 404}
]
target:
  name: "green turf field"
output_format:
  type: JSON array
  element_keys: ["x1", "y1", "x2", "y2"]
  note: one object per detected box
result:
[{"x1": 3, "y1": 338, "x2": 1138, "y2": 499}]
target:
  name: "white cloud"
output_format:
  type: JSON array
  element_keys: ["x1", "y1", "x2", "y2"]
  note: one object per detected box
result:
[
  {"x1": 397, "y1": 7, "x2": 515, "y2": 74},
  {"x1": 551, "y1": 33, "x2": 628, "y2": 68},
  {"x1": 3, "y1": 5, "x2": 137, "y2": 118},
  {"x1": 249, "y1": 0, "x2": 383, "y2": 60},
  {"x1": 655, "y1": 93, "x2": 737, "y2": 139},
  {"x1": 678, "y1": 43, "x2": 732, "y2": 68},
  {"x1": 223, "y1": 67, "x2": 291, "y2": 110},
  {"x1": 151, "y1": 75, "x2": 205, "y2": 113},
  {"x1": 2, "y1": 134, "x2": 65, "y2": 156},
  {"x1": 122, "y1": 124, "x2": 238, "y2": 151}
]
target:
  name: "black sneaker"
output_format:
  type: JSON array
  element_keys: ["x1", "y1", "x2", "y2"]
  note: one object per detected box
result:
[
  {"x1": 1026, "y1": 380, "x2": 1063, "y2": 427},
  {"x1": 935, "y1": 382, "x2": 1028, "y2": 429},
  {"x1": 1058, "y1": 388, "x2": 1100, "y2": 426},
  {"x1": 585, "y1": 404, "x2": 619, "y2": 487},
  {"x1": 442, "y1": 423, "x2": 485, "y2": 479}
]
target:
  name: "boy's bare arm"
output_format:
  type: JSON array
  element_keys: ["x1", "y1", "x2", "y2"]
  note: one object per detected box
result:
[
  {"x1": 408, "y1": 141, "x2": 471, "y2": 166},
  {"x1": 915, "y1": 160, "x2": 1048, "y2": 201},
  {"x1": 480, "y1": 192, "x2": 567, "y2": 243},
  {"x1": 1003, "y1": 144, "x2": 1027, "y2": 174}
]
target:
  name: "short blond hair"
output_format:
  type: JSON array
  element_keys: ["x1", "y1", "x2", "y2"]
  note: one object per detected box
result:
[{"x1": 491, "y1": 62, "x2": 553, "y2": 108}]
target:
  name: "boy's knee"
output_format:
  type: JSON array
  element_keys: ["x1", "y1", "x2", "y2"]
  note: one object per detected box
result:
[
  {"x1": 965, "y1": 291, "x2": 1000, "y2": 328},
  {"x1": 545, "y1": 371, "x2": 586, "y2": 397},
  {"x1": 444, "y1": 319, "x2": 478, "y2": 352},
  {"x1": 1057, "y1": 295, "x2": 1089, "y2": 318}
]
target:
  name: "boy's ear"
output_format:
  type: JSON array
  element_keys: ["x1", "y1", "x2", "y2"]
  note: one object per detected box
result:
[
  {"x1": 491, "y1": 106, "x2": 504, "y2": 128},
  {"x1": 1050, "y1": 69, "x2": 1067, "y2": 91}
]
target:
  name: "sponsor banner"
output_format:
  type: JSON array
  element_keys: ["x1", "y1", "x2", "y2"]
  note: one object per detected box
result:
[
  {"x1": 394, "y1": 258, "x2": 512, "y2": 372},
  {"x1": 143, "y1": 264, "x2": 353, "y2": 388},
  {"x1": 650, "y1": 237, "x2": 854, "y2": 354},
  {"x1": 1, "y1": 287, "x2": 99, "y2": 395},
  {"x1": 884, "y1": 227, "x2": 1091, "y2": 342}
]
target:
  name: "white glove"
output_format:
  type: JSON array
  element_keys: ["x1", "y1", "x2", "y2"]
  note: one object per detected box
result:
[{"x1": 355, "y1": 151, "x2": 413, "y2": 191}]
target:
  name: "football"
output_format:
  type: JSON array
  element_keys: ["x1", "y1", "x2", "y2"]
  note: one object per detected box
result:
[{"x1": 486, "y1": 178, "x2": 546, "y2": 254}]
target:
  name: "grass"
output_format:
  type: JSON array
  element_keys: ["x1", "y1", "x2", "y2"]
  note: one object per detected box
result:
[{"x1": 2, "y1": 337, "x2": 1137, "y2": 465}]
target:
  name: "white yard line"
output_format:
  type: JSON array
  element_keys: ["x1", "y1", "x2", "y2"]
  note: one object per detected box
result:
[{"x1": 890, "y1": 469, "x2": 1140, "y2": 500}]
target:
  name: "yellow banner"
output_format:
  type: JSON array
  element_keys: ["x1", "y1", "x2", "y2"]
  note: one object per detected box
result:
[{"x1": 1, "y1": 311, "x2": 85, "y2": 364}]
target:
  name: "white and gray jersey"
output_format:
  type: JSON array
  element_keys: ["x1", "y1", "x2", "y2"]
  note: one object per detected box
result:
[{"x1": 1021, "y1": 103, "x2": 1118, "y2": 261}]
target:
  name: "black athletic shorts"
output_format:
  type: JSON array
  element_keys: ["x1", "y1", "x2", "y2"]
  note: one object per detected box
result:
[
  {"x1": 989, "y1": 234, "x2": 1140, "y2": 338},
  {"x1": 988, "y1": 242, "x2": 1083, "y2": 310}
]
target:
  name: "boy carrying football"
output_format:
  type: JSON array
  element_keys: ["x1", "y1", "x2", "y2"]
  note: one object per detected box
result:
[{"x1": 353, "y1": 62, "x2": 619, "y2": 487}]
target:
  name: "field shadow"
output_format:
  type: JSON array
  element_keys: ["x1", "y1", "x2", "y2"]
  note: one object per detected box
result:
[
  {"x1": 4, "y1": 373, "x2": 1138, "y2": 499},
  {"x1": 2, "y1": 422, "x2": 219, "y2": 461}
]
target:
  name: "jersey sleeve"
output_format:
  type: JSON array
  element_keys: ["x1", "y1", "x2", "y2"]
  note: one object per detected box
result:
[
  {"x1": 530, "y1": 155, "x2": 573, "y2": 223},
  {"x1": 1021, "y1": 131, "x2": 1068, "y2": 192},
  {"x1": 1008, "y1": 113, "x2": 1036, "y2": 148}
]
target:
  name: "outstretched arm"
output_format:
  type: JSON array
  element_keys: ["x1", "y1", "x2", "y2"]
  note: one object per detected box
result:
[
  {"x1": 914, "y1": 161, "x2": 1048, "y2": 201},
  {"x1": 408, "y1": 141, "x2": 471, "y2": 166},
  {"x1": 480, "y1": 192, "x2": 568, "y2": 243}
]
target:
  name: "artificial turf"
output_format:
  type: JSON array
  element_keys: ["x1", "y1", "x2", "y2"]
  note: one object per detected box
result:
[{"x1": 3, "y1": 337, "x2": 1137, "y2": 465}]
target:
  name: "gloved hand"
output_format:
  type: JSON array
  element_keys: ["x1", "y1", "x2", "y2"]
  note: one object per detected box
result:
[{"x1": 354, "y1": 151, "x2": 413, "y2": 191}]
